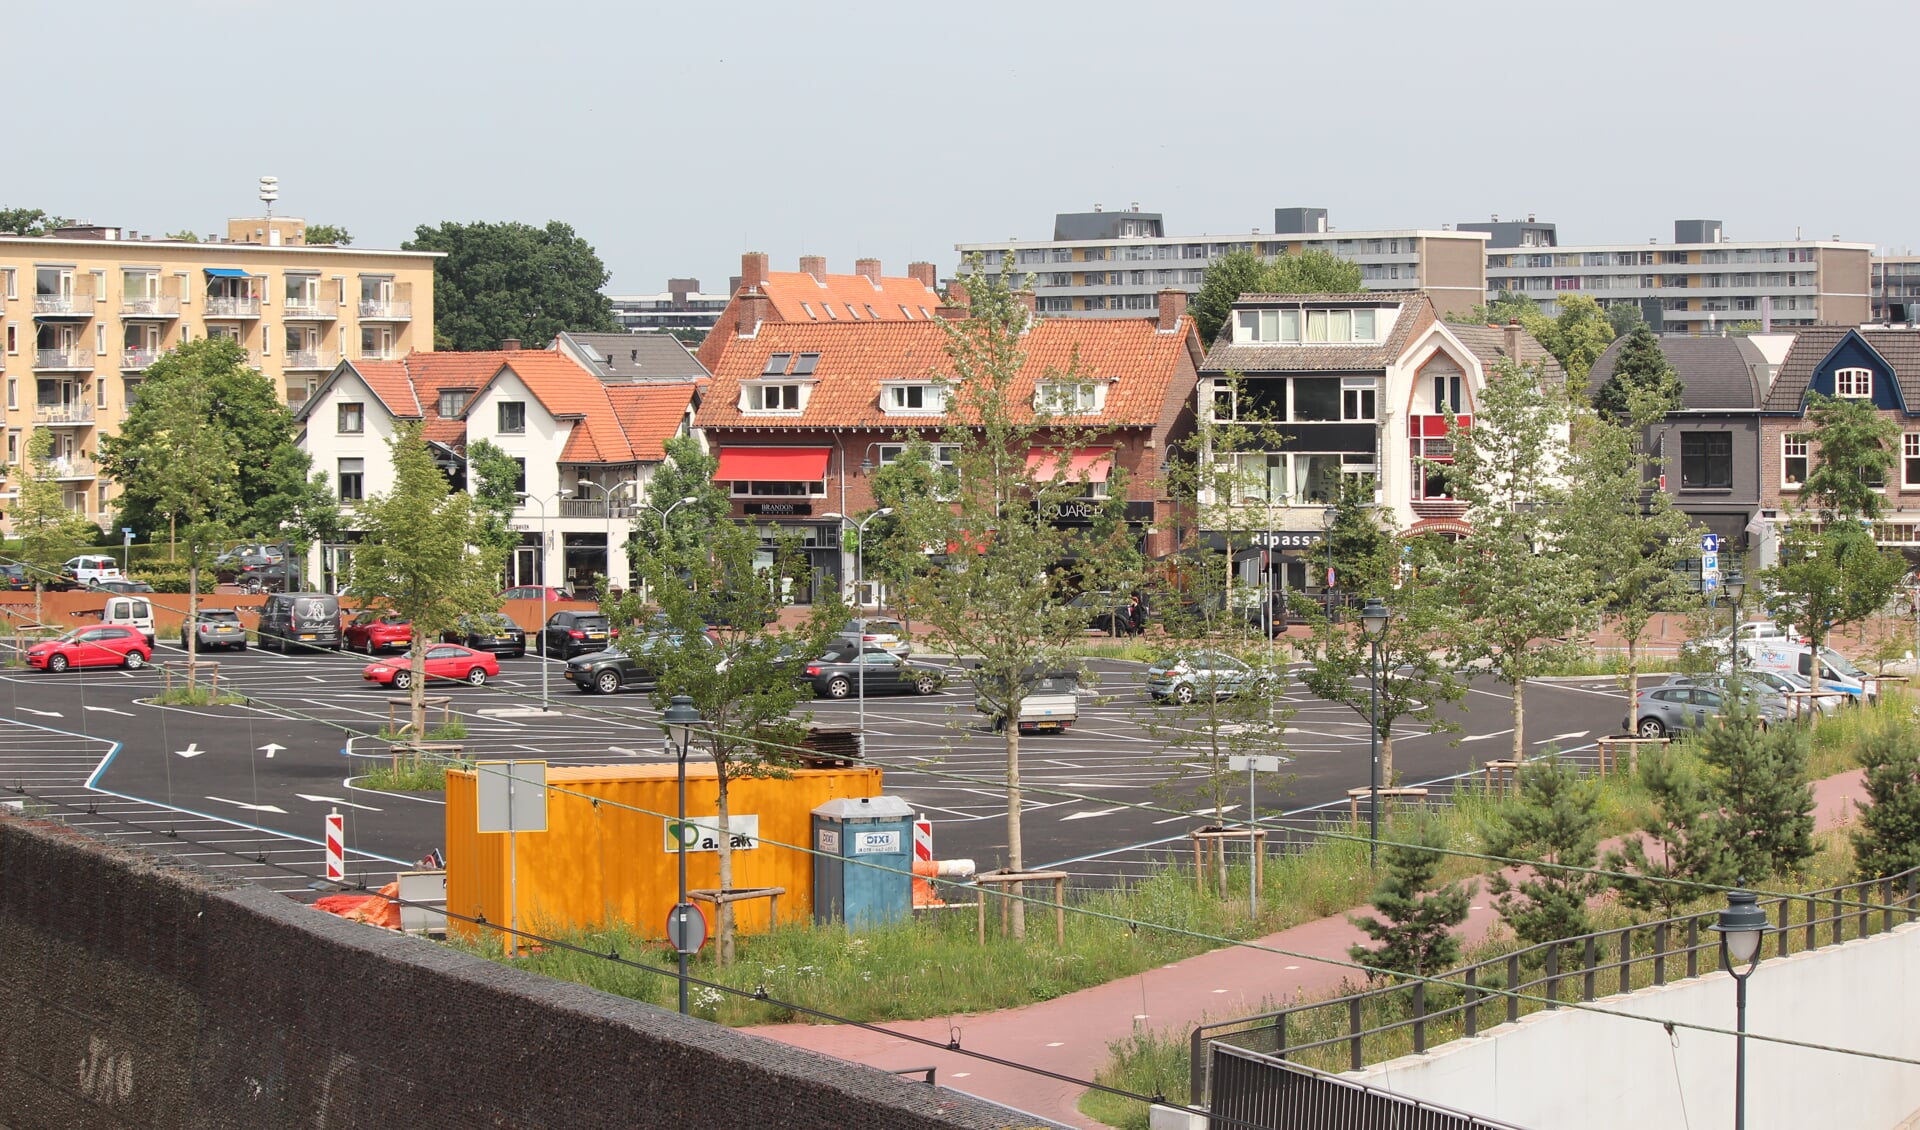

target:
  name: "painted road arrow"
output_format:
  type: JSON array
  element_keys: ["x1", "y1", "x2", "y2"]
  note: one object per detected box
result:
[
  {"x1": 293, "y1": 793, "x2": 383, "y2": 812},
  {"x1": 174, "y1": 743, "x2": 204, "y2": 758},
  {"x1": 205, "y1": 796, "x2": 287, "y2": 814},
  {"x1": 18, "y1": 707, "x2": 62, "y2": 717},
  {"x1": 259, "y1": 743, "x2": 286, "y2": 759},
  {"x1": 83, "y1": 705, "x2": 137, "y2": 717}
]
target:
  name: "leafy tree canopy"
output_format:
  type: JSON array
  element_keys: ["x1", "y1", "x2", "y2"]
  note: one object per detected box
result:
[
  {"x1": 1800, "y1": 391, "x2": 1899, "y2": 520},
  {"x1": 404, "y1": 219, "x2": 618, "y2": 351},
  {"x1": 303, "y1": 223, "x2": 353, "y2": 246},
  {"x1": 1190, "y1": 249, "x2": 1365, "y2": 345},
  {"x1": 1593, "y1": 322, "x2": 1683, "y2": 418},
  {"x1": 0, "y1": 207, "x2": 71, "y2": 236},
  {"x1": 164, "y1": 229, "x2": 200, "y2": 242},
  {"x1": 1605, "y1": 303, "x2": 1647, "y2": 340}
]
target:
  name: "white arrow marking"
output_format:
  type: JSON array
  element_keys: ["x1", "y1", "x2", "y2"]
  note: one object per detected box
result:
[
  {"x1": 294, "y1": 793, "x2": 383, "y2": 812},
  {"x1": 19, "y1": 707, "x2": 62, "y2": 717},
  {"x1": 1459, "y1": 728, "x2": 1516, "y2": 743},
  {"x1": 205, "y1": 796, "x2": 287, "y2": 814},
  {"x1": 259, "y1": 743, "x2": 286, "y2": 759},
  {"x1": 1550, "y1": 730, "x2": 1590, "y2": 741},
  {"x1": 609, "y1": 746, "x2": 645, "y2": 758},
  {"x1": 83, "y1": 705, "x2": 136, "y2": 717},
  {"x1": 175, "y1": 743, "x2": 204, "y2": 758},
  {"x1": 1060, "y1": 807, "x2": 1128, "y2": 821}
]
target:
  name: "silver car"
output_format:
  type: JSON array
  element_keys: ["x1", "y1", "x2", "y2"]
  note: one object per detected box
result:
[
  {"x1": 1625, "y1": 681, "x2": 1788, "y2": 738},
  {"x1": 1146, "y1": 651, "x2": 1269, "y2": 705},
  {"x1": 181, "y1": 608, "x2": 247, "y2": 652}
]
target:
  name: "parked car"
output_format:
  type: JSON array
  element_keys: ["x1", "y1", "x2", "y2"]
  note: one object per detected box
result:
[
  {"x1": 1069, "y1": 591, "x2": 1140, "y2": 636},
  {"x1": 62, "y1": 555, "x2": 124, "y2": 587},
  {"x1": 973, "y1": 666, "x2": 1079, "y2": 733},
  {"x1": 214, "y1": 543, "x2": 286, "y2": 568},
  {"x1": 1624, "y1": 682, "x2": 1790, "y2": 737},
  {"x1": 98, "y1": 595, "x2": 155, "y2": 648},
  {"x1": 255, "y1": 592, "x2": 342, "y2": 652},
  {"x1": 90, "y1": 579, "x2": 155, "y2": 593},
  {"x1": 236, "y1": 561, "x2": 299, "y2": 593},
  {"x1": 836, "y1": 617, "x2": 911, "y2": 657},
  {"x1": 0, "y1": 564, "x2": 30, "y2": 591},
  {"x1": 801, "y1": 648, "x2": 945, "y2": 699},
  {"x1": 537, "y1": 610, "x2": 612, "y2": 658},
  {"x1": 182, "y1": 608, "x2": 247, "y2": 652},
  {"x1": 1665, "y1": 669, "x2": 1845, "y2": 718},
  {"x1": 1146, "y1": 650, "x2": 1270, "y2": 704},
  {"x1": 344, "y1": 611, "x2": 413, "y2": 654},
  {"x1": 27, "y1": 626, "x2": 151, "y2": 672},
  {"x1": 502, "y1": 585, "x2": 572, "y2": 602},
  {"x1": 361, "y1": 644, "x2": 500, "y2": 689},
  {"x1": 565, "y1": 632, "x2": 710, "y2": 694},
  {"x1": 442, "y1": 613, "x2": 527, "y2": 657},
  {"x1": 1738, "y1": 640, "x2": 1878, "y2": 703}
]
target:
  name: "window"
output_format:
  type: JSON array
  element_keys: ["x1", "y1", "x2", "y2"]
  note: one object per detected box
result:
[
  {"x1": 0, "y1": 269, "x2": 12, "y2": 299},
  {"x1": 5, "y1": 379, "x2": 13, "y2": 410},
  {"x1": 790, "y1": 353, "x2": 819, "y2": 376},
  {"x1": 762, "y1": 353, "x2": 792, "y2": 375},
  {"x1": 1835, "y1": 367, "x2": 1873, "y2": 398},
  {"x1": 97, "y1": 377, "x2": 107, "y2": 409},
  {"x1": 875, "y1": 443, "x2": 959, "y2": 472},
  {"x1": 1906, "y1": 434, "x2": 1920, "y2": 489},
  {"x1": 1433, "y1": 373, "x2": 1464, "y2": 414},
  {"x1": 512, "y1": 458, "x2": 527, "y2": 494},
  {"x1": 1341, "y1": 378, "x2": 1377, "y2": 421},
  {"x1": 883, "y1": 384, "x2": 946, "y2": 413},
  {"x1": 730, "y1": 479, "x2": 825, "y2": 497},
  {"x1": 1291, "y1": 378, "x2": 1340, "y2": 421},
  {"x1": 496, "y1": 400, "x2": 527, "y2": 433},
  {"x1": 338, "y1": 457, "x2": 364, "y2": 501},
  {"x1": 337, "y1": 402, "x2": 364, "y2": 434},
  {"x1": 800, "y1": 303, "x2": 815, "y2": 320},
  {"x1": 1035, "y1": 381, "x2": 1100, "y2": 414},
  {"x1": 1782, "y1": 433, "x2": 1808, "y2": 488},
  {"x1": 5, "y1": 432, "x2": 14, "y2": 465},
  {"x1": 3, "y1": 323, "x2": 12, "y2": 355},
  {"x1": 1680, "y1": 432, "x2": 1733, "y2": 490},
  {"x1": 438, "y1": 390, "x2": 469, "y2": 417},
  {"x1": 745, "y1": 383, "x2": 802, "y2": 412}
]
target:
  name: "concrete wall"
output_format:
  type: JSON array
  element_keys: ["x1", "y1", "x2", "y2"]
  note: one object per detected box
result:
[
  {"x1": 1358, "y1": 923, "x2": 1920, "y2": 1129},
  {"x1": 0, "y1": 814, "x2": 1036, "y2": 1130}
]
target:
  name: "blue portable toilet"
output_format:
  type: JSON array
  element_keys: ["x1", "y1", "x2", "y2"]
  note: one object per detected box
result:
[{"x1": 811, "y1": 796, "x2": 916, "y2": 929}]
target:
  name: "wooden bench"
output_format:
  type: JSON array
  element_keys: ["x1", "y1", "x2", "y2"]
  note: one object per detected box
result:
[
  {"x1": 972, "y1": 869, "x2": 1068, "y2": 945},
  {"x1": 1483, "y1": 760, "x2": 1521, "y2": 795},
  {"x1": 386, "y1": 741, "x2": 465, "y2": 769},
  {"x1": 688, "y1": 886, "x2": 787, "y2": 931},
  {"x1": 1596, "y1": 735, "x2": 1669, "y2": 775},
  {"x1": 1347, "y1": 786, "x2": 1430, "y2": 824},
  {"x1": 1189, "y1": 827, "x2": 1267, "y2": 897}
]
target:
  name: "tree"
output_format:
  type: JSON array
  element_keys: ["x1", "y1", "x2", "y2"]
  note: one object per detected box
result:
[
  {"x1": 403, "y1": 220, "x2": 618, "y2": 351},
  {"x1": 1603, "y1": 743, "x2": 1735, "y2": 917},
  {"x1": 633, "y1": 435, "x2": 735, "y2": 562},
  {"x1": 1799, "y1": 392, "x2": 1899, "y2": 521},
  {"x1": 1695, "y1": 711, "x2": 1815, "y2": 881},
  {"x1": 11, "y1": 430, "x2": 101, "y2": 627},
  {"x1": 303, "y1": 223, "x2": 353, "y2": 246},
  {"x1": 0, "y1": 208, "x2": 71, "y2": 236},
  {"x1": 1851, "y1": 713, "x2": 1920, "y2": 881},
  {"x1": 857, "y1": 436, "x2": 951, "y2": 637},
  {"x1": 1265, "y1": 248, "x2": 1364, "y2": 295},
  {"x1": 164, "y1": 229, "x2": 200, "y2": 243},
  {"x1": 1532, "y1": 295, "x2": 1616, "y2": 385},
  {"x1": 1483, "y1": 754, "x2": 1604, "y2": 950},
  {"x1": 1348, "y1": 816, "x2": 1472, "y2": 980},
  {"x1": 1592, "y1": 323, "x2": 1683, "y2": 418},
  {"x1": 1433, "y1": 359, "x2": 1596, "y2": 764},
  {"x1": 1188, "y1": 249, "x2": 1365, "y2": 346},
  {"x1": 1448, "y1": 291, "x2": 1544, "y2": 331},
  {"x1": 464, "y1": 439, "x2": 525, "y2": 564},
  {"x1": 343, "y1": 425, "x2": 506, "y2": 735},
  {"x1": 1605, "y1": 303, "x2": 1647, "y2": 340}
]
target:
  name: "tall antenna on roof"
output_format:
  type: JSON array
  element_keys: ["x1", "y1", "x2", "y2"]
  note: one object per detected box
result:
[{"x1": 258, "y1": 175, "x2": 279, "y2": 220}]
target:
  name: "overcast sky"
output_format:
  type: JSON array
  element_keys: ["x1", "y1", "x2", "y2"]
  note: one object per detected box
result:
[{"x1": 20, "y1": 0, "x2": 1918, "y2": 294}]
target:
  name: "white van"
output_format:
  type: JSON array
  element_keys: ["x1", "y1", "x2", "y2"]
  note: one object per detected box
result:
[
  {"x1": 63, "y1": 555, "x2": 124, "y2": 587},
  {"x1": 100, "y1": 595, "x2": 155, "y2": 648},
  {"x1": 1738, "y1": 641, "x2": 1877, "y2": 703}
]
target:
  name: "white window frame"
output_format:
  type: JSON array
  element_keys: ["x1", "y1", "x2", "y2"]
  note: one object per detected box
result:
[
  {"x1": 1034, "y1": 380, "x2": 1103, "y2": 415},
  {"x1": 875, "y1": 443, "x2": 959, "y2": 472},
  {"x1": 881, "y1": 383, "x2": 946, "y2": 414},
  {"x1": 1835, "y1": 367, "x2": 1873, "y2": 398},
  {"x1": 1341, "y1": 377, "x2": 1377, "y2": 422},
  {"x1": 740, "y1": 381, "x2": 806, "y2": 414},
  {"x1": 728, "y1": 478, "x2": 827, "y2": 498},
  {"x1": 1782, "y1": 433, "x2": 1808, "y2": 490},
  {"x1": 1904, "y1": 433, "x2": 1920, "y2": 490}
]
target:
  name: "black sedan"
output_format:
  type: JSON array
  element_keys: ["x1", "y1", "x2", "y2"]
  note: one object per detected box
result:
[
  {"x1": 442, "y1": 613, "x2": 527, "y2": 657},
  {"x1": 566, "y1": 632, "x2": 708, "y2": 694},
  {"x1": 801, "y1": 649, "x2": 945, "y2": 699},
  {"x1": 538, "y1": 610, "x2": 612, "y2": 658}
]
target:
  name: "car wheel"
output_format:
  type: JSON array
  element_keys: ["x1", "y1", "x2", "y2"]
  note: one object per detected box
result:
[
  {"x1": 234, "y1": 641, "x2": 247, "y2": 651},
  {"x1": 825, "y1": 676, "x2": 852, "y2": 699},
  {"x1": 392, "y1": 671, "x2": 413, "y2": 690},
  {"x1": 595, "y1": 670, "x2": 621, "y2": 695},
  {"x1": 1173, "y1": 683, "x2": 1197, "y2": 705},
  {"x1": 48, "y1": 654, "x2": 69, "y2": 673},
  {"x1": 125, "y1": 650, "x2": 146, "y2": 670},
  {"x1": 180, "y1": 634, "x2": 190, "y2": 650},
  {"x1": 466, "y1": 667, "x2": 488, "y2": 686},
  {"x1": 1636, "y1": 717, "x2": 1667, "y2": 738},
  {"x1": 914, "y1": 673, "x2": 939, "y2": 695}
]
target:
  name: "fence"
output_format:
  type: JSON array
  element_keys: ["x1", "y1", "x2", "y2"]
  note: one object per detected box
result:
[
  {"x1": 1205, "y1": 1044, "x2": 1530, "y2": 1130},
  {"x1": 1189, "y1": 867, "x2": 1920, "y2": 1103}
]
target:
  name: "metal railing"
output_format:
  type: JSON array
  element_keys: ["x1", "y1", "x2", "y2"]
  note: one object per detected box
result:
[
  {"x1": 556, "y1": 498, "x2": 636, "y2": 520},
  {"x1": 33, "y1": 402, "x2": 95, "y2": 425},
  {"x1": 121, "y1": 349, "x2": 163, "y2": 371},
  {"x1": 46, "y1": 457, "x2": 96, "y2": 479},
  {"x1": 204, "y1": 295, "x2": 261, "y2": 318},
  {"x1": 32, "y1": 349, "x2": 93, "y2": 371},
  {"x1": 357, "y1": 299, "x2": 412, "y2": 320},
  {"x1": 32, "y1": 294, "x2": 94, "y2": 316},
  {"x1": 120, "y1": 297, "x2": 180, "y2": 318},
  {"x1": 1189, "y1": 867, "x2": 1920, "y2": 1103},
  {"x1": 1207, "y1": 1044, "x2": 1531, "y2": 1130},
  {"x1": 282, "y1": 350, "x2": 337, "y2": 371},
  {"x1": 281, "y1": 299, "x2": 338, "y2": 320}
]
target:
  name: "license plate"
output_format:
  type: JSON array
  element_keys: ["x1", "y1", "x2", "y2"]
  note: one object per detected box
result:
[{"x1": 299, "y1": 634, "x2": 316, "y2": 640}]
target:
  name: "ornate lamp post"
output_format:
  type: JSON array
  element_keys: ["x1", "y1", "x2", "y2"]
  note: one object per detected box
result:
[
  {"x1": 1711, "y1": 888, "x2": 1769, "y2": 1130},
  {"x1": 1360, "y1": 597, "x2": 1390, "y2": 868}
]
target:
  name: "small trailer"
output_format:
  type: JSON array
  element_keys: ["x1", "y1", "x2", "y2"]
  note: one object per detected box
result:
[{"x1": 975, "y1": 668, "x2": 1080, "y2": 735}]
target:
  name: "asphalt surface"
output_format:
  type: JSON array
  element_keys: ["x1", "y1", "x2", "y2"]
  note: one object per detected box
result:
[{"x1": 0, "y1": 636, "x2": 1631, "y2": 892}]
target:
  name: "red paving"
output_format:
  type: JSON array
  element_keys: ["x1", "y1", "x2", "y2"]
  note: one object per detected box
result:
[{"x1": 741, "y1": 769, "x2": 1869, "y2": 1128}]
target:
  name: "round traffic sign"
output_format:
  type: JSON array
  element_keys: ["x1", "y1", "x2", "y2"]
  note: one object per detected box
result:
[{"x1": 666, "y1": 901, "x2": 708, "y2": 954}]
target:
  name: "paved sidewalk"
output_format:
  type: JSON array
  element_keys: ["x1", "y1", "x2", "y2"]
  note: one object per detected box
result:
[{"x1": 741, "y1": 768, "x2": 1868, "y2": 1129}]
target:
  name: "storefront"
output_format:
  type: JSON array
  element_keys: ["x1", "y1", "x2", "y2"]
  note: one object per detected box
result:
[
  {"x1": 713, "y1": 446, "x2": 843, "y2": 605},
  {"x1": 1198, "y1": 528, "x2": 1331, "y2": 616}
]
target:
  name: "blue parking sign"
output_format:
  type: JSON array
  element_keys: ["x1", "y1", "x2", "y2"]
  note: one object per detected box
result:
[{"x1": 1700, "y1": 533, "x2": 1721, "y2": 554}]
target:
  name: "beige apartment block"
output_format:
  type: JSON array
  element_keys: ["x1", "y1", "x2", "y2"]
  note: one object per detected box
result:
[{"x1": 0, "y1": 217, "x2": 437, "y2": 524}]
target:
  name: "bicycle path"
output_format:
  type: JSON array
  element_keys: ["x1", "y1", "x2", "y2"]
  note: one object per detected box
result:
[{"x1": 740, "y1": 769, "x2": 1868, "y2": 1129}]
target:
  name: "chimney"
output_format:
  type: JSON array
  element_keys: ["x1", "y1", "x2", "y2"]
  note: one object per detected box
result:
[
  {"x1": 935, "y1": 279, "x2": 970, "y2": 320},
  {"x1": 906, "y1": 261, "x2": 937, "y2": 289},
  {"x1": 1016, "y1": 290, "x2": 1037, "y2": 326},
  {"x1": 739, "y1": 251, "x2": 770, "y2": 294},
  {"x1": 500, "y1": 338, "x2": 522, "y2": 351},
  {"x1": 1157, "y1": 288, "x2": 1188, "y2": 331},
  {"x1": 854, "y1": 257, "x2": 882, "y2": 283},
  {"x1": 737, "y1": 291, "x2": 770, "y2": 337},
  {"x1": 1503, "y1": 320, "x2": 1521, "y2": 361},
  {"x1": 798, "y1": 254, "x2": 827, "y2": 281}
]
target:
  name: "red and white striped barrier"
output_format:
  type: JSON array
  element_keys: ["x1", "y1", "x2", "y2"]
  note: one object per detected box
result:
[
  {"x1": 324, "y1": 809, "x2": 344, "y2": 883},
  {"x1": 914, "y1": 818, "x2": 933, "y2": 866}
]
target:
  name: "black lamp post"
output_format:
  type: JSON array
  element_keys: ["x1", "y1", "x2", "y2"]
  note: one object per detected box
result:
[
  {"x1": 1323, "y1": 506, "x2": 1340, "y2": 622},
  {"x1": 1712, "y1": 888, "x2": 1768, "y2": 1130},
  {"x1": 1360, "y1": 598, "x2": 1390, "y2": 868},
  {"x1": 660, "y1": 693, "x2": 708, "y2": 1015},
  {"x1": 1725, "y1": 571, "x2": 1746, "y2": 696}
]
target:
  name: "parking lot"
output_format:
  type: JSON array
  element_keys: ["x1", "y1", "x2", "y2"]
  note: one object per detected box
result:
[{"x1": 0, "y1": 633, "x2": 1634, "y2": 889}]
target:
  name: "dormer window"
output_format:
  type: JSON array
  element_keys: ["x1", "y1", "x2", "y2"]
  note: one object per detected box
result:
[
  {"x1": 743, "y1": 383, "x2": 804, "y2": 412},
  {"x1": 437, "y1": 389, "x2": 470, "y2": 418},
  {"x1": 1035, "y1": 380, "x2": 1104, "y2": 415},
  {"x1": 883, "y1": 383, "x2": 946, "y2": 414},
  {"x1": 1234, "y1": 307, "x2": 1381, "y2": 343},
  {"x1": 1836, "y1": 367, "x2": 1873, "y2": 398}
]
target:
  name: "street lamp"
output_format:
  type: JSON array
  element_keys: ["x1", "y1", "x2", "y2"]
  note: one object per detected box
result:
[
  {"x1": 1323, "y1": 505, "x2": 1340, "y2": 623},
  {"x1": 576, "y1": 478, "x2": 641, "y2": 595},
  {"x1": 638, "y1": 495, "x2": 702, "y2": 601},
  {"x1": 660, "y1": 694, "x2": 710, "y2": 1016},
  {"x1": 1724, "y1": 570, "x2": 1746, "y2": 694},
  {"x1": 1711, "y1": 888, "x2": 1769, "y2": 1130},
  {"x1": 822, "y1": 508, "x2": 895, "y2": 751},
  {"x1": 1360, "y1": 597, "x2": 1390, "y2": 869},
  {"x1": 516, "y1": 489, "x2": 569, "y2": 710}
]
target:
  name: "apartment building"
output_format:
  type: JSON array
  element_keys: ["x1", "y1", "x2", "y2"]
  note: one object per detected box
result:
[
  {"x1": 954, "y1": 205, "x2": 1491, "y2": 319},
  {"x1": 1870, "y1": 255, "x2": 1920, "y2": 322},
  {"x1": 1477, "y1": 217, "x2": 1871, "y2": 333},
  {"x1": 0, "y1": 217, "x2": 436, "y2": 523},
  {"x1": 607, "y1": 279, "x2": 729, "y2": 337}
]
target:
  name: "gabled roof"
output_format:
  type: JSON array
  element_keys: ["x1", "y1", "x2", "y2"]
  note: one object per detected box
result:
[
  {"x1": 1588, "y1": 334, "x2": 1764, "y2": 410},
  {"x1": 759, "y1": 271, "x2": 942, "y2": 324},
  {"x1": 1448, "y1": 322, "x2": 1568, "y2": 387},
  {"x1": 605, "y1": 383, "x2": 698, "y2": 461},
  {"x1": 481, "y1": 352, "x2": 638, "y2": 464},
  {"x1": 697, "y1": 316, "x2": 1200, "y2": 432},
  {"x1": 1200, "y1": 292, "x2": 1435, "y2": 374},
  {"x1": 1762, "y1": 326, "x2": 1920, "y2": 413},
  {"x1": 553, "y1": 331, "x2": 711, "y2": 382}
]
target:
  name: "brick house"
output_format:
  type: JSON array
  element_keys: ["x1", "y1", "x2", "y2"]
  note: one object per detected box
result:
[{"x1": 694, "y1": 252, "x2": 943, "y2": 372}]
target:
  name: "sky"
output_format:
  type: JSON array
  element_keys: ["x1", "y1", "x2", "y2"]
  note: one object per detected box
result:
[{"x1": 18, "y1": 0, "x2": 1920, "y2": 294}]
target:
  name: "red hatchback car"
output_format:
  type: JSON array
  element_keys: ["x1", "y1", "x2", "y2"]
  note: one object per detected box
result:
[
  {"x1": 362, "y1": 644, "x2": 500, "y2": 689},
  {"x1": 29, "y1": 626, "x2": 152, "y2": 672},
  {"x1": 344, "y1": 611, "x2": 413, "y2": 654}
]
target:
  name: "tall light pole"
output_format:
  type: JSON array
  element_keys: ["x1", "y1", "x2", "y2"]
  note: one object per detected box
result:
[
  {"x1": 576, "y1": 477, "x2": 641, "y2": 595},
  {"x1": 641, "y1": 495, "x2": 702, "y2": 601},
  {"x1": 1360, "y1": 597, "x2": 1390, "y2": 869},
  {"x1": 660, "y1": 694, "x2": 709, "y2": 1015},
  {"x1": 1724, "y1": 570, "x2": 1746, "y2": 693},
  {"x1": 822, "y1": 508, "x2": 894, "y2": 752},
  {"x1": 517, "y1": 489, "x2": 568, "y2": 710},
  {"x1": 1323, "y1": 504, "x2": 1340, "y2": 623},
  {"x1": 1712, "y1": 888, "x2": 1769, "y2": 1130}
]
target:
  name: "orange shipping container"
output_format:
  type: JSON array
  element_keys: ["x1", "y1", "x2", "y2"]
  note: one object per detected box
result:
[{"x1": 444, "y1": 762, "x2": 883, "y2": 944}]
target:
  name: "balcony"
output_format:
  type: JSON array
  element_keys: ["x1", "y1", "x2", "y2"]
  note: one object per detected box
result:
[
  {"x1": 33, "y1": 403, "x2": 95, "y2": 426},
  {"x1": 121, "y1": 348, "x2": 164, "y2": 371},
  {"x1": 33, "y1": 348, "x2": 94, "y2": 372},
  {"x1": 1410, "y1": 499, "x2": 1469, "y2": 520},
  {"x1": 120, "y1": 296, "x2": 181, "y2": 319},
  {"x1": 47, "y1": 457, "x2": 97, "y2": 480},
  {"x1": 557, "y1": 499, "x2": 636, "y2": 519},
  {"x1": 282, "y1": 350, "x2": 337, "y2": 371},
  {"x1": 33, "y1": 294, "x2": 94, "y2": 318},
  {"x1": 282, "y1": 299, "x2": 339, "y2": 321},
  {"x1": 357, "y1": 299, "x2": 412, "y2": 321},
  {"x1": 204, "y1": 295, "x2": 261, "y2": 319}
]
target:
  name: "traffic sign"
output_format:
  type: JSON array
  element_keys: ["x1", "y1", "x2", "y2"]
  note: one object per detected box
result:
[
  {"x1": 666, "y1": 901, "x2": 708, "y2": 954},
  {"x1": 1701, "y1": 533, "x2": 1721, "y2": 554},
  {"x1": 1703, "y1": 576, "x2": 1719, "y2": 591},
  {"x1": 1701, "y1": 552, "x2": 1719, "y2": 573}
]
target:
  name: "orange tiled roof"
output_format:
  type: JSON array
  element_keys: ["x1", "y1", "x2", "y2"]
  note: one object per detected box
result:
[
  {"x1": 343, "y1": 360, "x2": 419, "y2": 419},
  {"x1": 760, "y1": 271, "x2": 942, "y2": 324},
  {"x1": 606, "y1": 382, "x2": 700, "y2": 461},
  {"x1": 696, "y1": 316, "x2": 1199, "y2": 432},
  {"x1": 475, "y1": 352, "x2": 636, "y2": 464}
]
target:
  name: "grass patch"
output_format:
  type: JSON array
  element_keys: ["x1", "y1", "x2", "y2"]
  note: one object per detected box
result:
[
  {"x1": 1082, "y1": 1023, "x2": 1198, "y2": 1130},
  {"x1": 1072, "y1": 639, "x2": 1160, "y2": 662},
  {"x1": 358, "y1": 759, "x2": 452, "y2": 792},
  {"x1": 376, "y1": 719, "x2": 470, "y2": 742},
  {"x1": 147, "y1": 686, "x2": 248, "y2": 706}
]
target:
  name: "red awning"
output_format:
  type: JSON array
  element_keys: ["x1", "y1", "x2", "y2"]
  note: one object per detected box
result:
[
  {"x1": 1025, "y1": 446, "x2": 1114, "y2": 483},
  {"x1": 713, "y1": 447, "x2": 831, "y2": 481}
]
